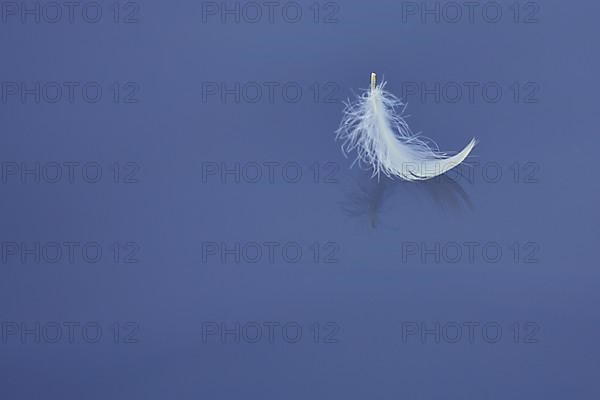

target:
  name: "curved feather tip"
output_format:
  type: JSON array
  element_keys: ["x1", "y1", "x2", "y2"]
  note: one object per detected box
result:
[{"x1": 336, "y1": 79, "x2": 477, "y2": 181}]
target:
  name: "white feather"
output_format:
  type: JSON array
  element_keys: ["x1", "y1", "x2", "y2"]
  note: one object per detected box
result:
[{"x1": 336, "y1": 75, "x2": 477, "y2": 181}]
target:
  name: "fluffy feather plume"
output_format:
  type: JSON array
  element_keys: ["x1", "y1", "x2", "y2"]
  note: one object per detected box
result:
[{"x1": 336, "y1": 73, "x2": 477, "y2": 181}]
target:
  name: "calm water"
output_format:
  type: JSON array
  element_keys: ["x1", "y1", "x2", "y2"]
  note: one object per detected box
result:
[{"x1": 1, "y1": 0, "x2": 599, "y2": 398}]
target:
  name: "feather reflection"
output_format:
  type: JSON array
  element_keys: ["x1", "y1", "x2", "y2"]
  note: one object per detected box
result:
[{"x1": 340, "y1": 169, "x2": 474, "y2": 228}]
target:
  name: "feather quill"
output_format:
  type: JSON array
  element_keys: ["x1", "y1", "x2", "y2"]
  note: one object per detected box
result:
[{"x1": 336, "y1": 73, "x2": 477, "y2": 181}]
